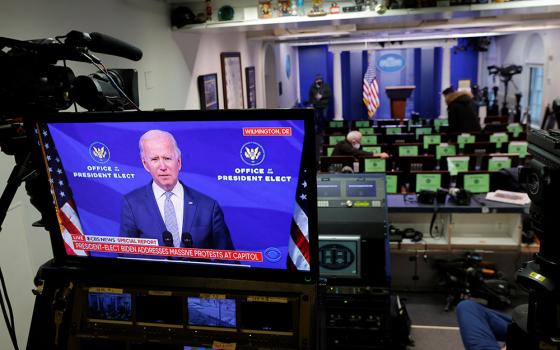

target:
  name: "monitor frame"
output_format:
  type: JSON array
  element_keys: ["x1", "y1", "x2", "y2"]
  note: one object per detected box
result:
[{"x1": 29, "y1": 109, "x2": 319, "y2": 284}]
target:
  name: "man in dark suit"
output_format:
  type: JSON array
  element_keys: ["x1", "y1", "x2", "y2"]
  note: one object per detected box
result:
[{"x1": 120, "y1": 129, "x2": 234, "y2": 251}]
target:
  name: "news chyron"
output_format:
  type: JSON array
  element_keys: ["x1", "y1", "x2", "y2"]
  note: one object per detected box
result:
[{"x1": 37, "y1": 120, "x2": 311, "y2": 272}]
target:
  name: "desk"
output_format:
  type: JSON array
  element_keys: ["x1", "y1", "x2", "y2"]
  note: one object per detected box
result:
[{"x1": 387, "y1": 194, "x2": 528, "y2": 250}]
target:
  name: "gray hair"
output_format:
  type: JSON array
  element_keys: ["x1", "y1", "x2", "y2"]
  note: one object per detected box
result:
[
  {"x1": 139, "y1": 129, "x2": 181, "y2": 159},
  {"x1": 346, "y1": 130, "x2": 362, "y2": 143}
]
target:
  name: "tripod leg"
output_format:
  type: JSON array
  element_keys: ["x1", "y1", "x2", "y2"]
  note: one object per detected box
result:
[{"x1": 0, "y1": 152, "x2": 35, "y2": 231}]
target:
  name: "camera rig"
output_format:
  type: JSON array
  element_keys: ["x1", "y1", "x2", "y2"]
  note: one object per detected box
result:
[
  {"x1": 513, "y1": 128, "x2": 560, "y2": 349},
  {"x1": 487, "y1": 64, "x2": 523, "y2": 120},
  {"x1": 0, "y1": 31, "x2": 142, "y2": 230}
]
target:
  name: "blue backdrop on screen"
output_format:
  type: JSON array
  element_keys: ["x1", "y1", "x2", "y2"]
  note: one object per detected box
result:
[{"x1": 47, "y1": 120, "x2": 305, "y2": 269}]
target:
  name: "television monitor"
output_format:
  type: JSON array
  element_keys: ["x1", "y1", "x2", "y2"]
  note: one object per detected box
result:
[
  {"x1": 87, "y1": 289, "x2": 132, "y2": 324},
  {"x1": 187, "y1": 296, "x2": 237, "y2": 329},
  {"x1": 240, "y1": 297, "x2": 295, "y2": 334},
  {"x1": 318, "y1": 235, "x2": 361, "y2": 279},
  {"x1": 32, "y1": 109, "x2": 318, "y2": 283},
  {"x1": 135, "y1": 294, "x2": 183, "y2": 326}
]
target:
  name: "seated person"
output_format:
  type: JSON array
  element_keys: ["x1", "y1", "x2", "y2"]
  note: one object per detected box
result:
[
  {"x1": 456, "y1": 300, "x2": 511, "y2": 350},
  {"x1": 332, "y1": 130, "x2": 389, "y2": 159}
]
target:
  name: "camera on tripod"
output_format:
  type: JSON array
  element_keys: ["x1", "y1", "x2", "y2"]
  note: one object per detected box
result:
[
  {"x1": 0, "y1": 31, "x2": 142, "y2": 230},
  {"x1": 487, "y1": 64, "x2": 523, "y2": 120},
  {"x1": 511, "y1": 128, "x2": 560, "y2": 349}
]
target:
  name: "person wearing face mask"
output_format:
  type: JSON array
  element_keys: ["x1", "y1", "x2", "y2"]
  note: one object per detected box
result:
[
  {"x1": 332, "y1": 131, "x2": 389, "y2": 159},
  {"x1": 309, "y1": 74, "x2": 332, "y2": 162}
]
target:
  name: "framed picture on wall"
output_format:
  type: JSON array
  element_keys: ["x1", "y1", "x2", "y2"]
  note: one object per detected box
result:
[
  {"x1": 197, "y1": 73, "x2": 219, "y2": 110},
  {"x1": 220, "y1": 52, "x2": 244, "y2": 109},
  {"x1": 245, "y1": 66, "x2": 257, "y2": 109}
]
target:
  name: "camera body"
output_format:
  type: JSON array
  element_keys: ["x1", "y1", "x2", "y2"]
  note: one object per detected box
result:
[{"x1": 511, "y1": 129, "x2": 560, "y2": 349}]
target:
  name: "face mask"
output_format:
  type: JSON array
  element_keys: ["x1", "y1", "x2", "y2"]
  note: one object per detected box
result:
[{"x1": 352, "y1": 143, "x2": 361, "y2": 150}]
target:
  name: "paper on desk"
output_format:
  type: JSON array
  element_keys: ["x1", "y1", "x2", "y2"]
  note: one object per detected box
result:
[{"x1": 485, "y1": 190, "x2": 531, "y2": 205}]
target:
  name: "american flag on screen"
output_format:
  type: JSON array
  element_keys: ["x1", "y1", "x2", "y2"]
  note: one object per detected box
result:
[
  {"x1": 36, "y1": 126, "x2": 88, "y2": 256},
  {"x1": 287, "y1": 167, "x2": 311, "y2": 271},
  {"x1": 363, "y1": 59, "x2": 380, "y2": 119}
]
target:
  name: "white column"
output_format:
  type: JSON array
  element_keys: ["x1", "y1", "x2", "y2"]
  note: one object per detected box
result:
[
  {"x1": 441, "y1": 46, "x2": 452, "y2": 118},
  {"x1": 332, "y1": 50, "x2": 343, "y2": 120}
]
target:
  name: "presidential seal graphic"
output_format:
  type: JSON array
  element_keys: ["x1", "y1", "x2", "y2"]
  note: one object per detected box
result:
[
  {"x1": 240, "y1": 142, "x2": 265, "y2": 166},
  {"x1": 89, "y1": 142, "x2": 111, "y2": 164}
]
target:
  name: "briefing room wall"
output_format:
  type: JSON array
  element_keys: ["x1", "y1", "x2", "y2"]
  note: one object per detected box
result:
[
  {"x1": 450, "y1": 38, "x2": 479, "y2": 91},
  {"x1": 175, "y1": 31, "x2": 262, "y2": 110},
  {"x1": 478, "y1": 31, "x2": 560, "y2": 119},
  {"x1": 274, "y1": 43, "x2": 300, "y2": 108},
  {"x1": 0, "y1": 0, "x2": 191, "y2": 347}
]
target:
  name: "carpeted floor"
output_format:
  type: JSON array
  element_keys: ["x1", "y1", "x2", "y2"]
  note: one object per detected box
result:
[{"x1": 401, "y1": 292, "x2": 463, "y2": 350}]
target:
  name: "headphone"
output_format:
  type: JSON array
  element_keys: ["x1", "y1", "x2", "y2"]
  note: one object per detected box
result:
[{"x1": 389, "y1": 225, "x2": 423, "y2": 243}]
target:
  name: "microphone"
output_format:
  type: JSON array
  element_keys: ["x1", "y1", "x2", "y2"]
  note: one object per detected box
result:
[
  {"x1": 181, "y1": 232, "x2": 193, "y2": 248},
  {"x1": 65, "y1": 30, "x2": 143, "y2": 61},
  {"x1": 162, "y1": 230, "x2": 174, "y2": 247}
]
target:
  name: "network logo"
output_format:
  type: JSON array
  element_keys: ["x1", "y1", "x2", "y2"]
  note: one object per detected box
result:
[
  {"x1": 240, "y1": 142, "x2": 266, "y2": 166},
  {"x1": 264, "y1": 247, "x2": 282, "y2": 263},
  {"x1": 89, "y1": 142, "x2": 111, "y2": 164}
]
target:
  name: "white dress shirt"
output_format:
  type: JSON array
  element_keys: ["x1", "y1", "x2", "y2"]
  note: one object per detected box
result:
[{"x1": 152, "y1": 181, "x2": 185, "y2": 237}]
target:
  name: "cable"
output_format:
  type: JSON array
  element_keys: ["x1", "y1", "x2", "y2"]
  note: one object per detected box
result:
[
  {"x1": 81, "y1": 52, "x2": 141, "y2": 111},
  {"x1": 0, "y1": 267, "x2": 19, "y2": 350}
]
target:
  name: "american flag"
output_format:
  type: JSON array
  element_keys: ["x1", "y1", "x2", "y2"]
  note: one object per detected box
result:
[
  {"x1": 363, "y1": 59, "x2": 380, "y2": 119},
  {"x1": 36, "y1": 125, "x2": 88, "y2": 256},
  {"x1": 287, "y1": 168, "x2": 310, "y2": 271}
]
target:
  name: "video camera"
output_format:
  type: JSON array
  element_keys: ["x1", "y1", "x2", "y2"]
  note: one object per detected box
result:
[
  {"x1": 0, "y1": 31, "x2": 142, "y2": 230},
  {"x1": 511, "y1": 128, "x2": 560, "y2": 349},
  {"x1": 487, "y1": 64, "x2": 523, "y2": 119}
]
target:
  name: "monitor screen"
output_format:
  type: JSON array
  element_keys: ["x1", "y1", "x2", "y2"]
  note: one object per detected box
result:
[
  {"x1": 32, "y1": 110, "x2": 317, "y2": 282},
  {"x1": 136, "y1": 294, "x2": 183, "y2": 326},
  {"x1": 87, "y1": 290, "x2": 132, "y2": 323},
  {"x1": 318, "y1": 235, "x2": 360, "y2": 279},
  {"x1": 187, "y1": 296, "x2": 236, "y2": 329}
]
